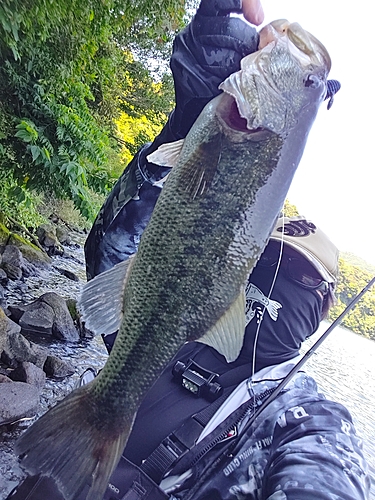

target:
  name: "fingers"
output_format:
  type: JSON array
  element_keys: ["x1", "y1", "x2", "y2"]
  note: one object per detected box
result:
[
  {"x1": 242, "y1": 0, "x2": 264, "y2": 25},
  {"x1": 196, "y1": 0, "x2": 264, "y2": 24}
]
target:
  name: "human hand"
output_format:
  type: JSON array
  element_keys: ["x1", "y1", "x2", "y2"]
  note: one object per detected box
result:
[
  {"x1": 242, "y1": 0, "x2": 264, "y2": 25},
  {"x1": 169, "y1": 0, "x2": 261, "y2": 138},
  {"x1": 197, "y1": 0, "x2": 264, "y2": 25}
]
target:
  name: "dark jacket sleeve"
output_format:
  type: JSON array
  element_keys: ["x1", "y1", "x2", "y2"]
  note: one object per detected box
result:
[
  {"x1": 263, "y1": 399, "x2": 370, "y2": 500},
  {"x1": 84, "y1": 0, "x2": 259, "y2": 281},
  {"x1": 84, "y1": 145, "x2": 167, "y2": 280}
]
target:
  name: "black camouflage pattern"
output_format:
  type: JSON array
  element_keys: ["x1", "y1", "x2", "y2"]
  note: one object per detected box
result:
[{"x1": 170, "y1": 371, "x2": 370, "y2": 500}]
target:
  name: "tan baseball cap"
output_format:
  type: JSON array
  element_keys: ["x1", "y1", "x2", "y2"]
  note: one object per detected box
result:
[{"x1": 269, "y1": 216, "x2": 339, "y2": 283}]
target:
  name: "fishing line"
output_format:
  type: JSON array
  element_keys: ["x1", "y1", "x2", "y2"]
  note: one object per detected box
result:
[
  {"x1": 240, "y1": 274, "x2": 375, "y2": 438},
  {"x1": 249, "y1": 214, "x2": 286, "y2": 406}
]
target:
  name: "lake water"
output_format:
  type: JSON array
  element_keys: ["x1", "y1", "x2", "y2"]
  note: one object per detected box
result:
[{"x1": 301, "y1": 322, "x2": 375, "y2": 498}]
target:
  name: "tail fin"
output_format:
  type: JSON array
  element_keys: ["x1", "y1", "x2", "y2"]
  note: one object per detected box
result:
[{"x1": 15, "y1": 384, "x2": 131, "y2": 500}]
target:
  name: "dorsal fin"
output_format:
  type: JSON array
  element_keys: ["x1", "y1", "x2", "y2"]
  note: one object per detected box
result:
[
  {"x1": 78, "y1": 257, "x2": 135, "y2": 336},
  {"x1": 197, "y1": 291, "x2": 246, "y2": 362}
]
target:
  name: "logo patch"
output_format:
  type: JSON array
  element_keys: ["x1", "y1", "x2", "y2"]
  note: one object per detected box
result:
[
  {"x1": 245, "y1": 283, "x2": 282, "y2": 326},
  {"x1": 277, "y1": 219, "x2": 316, "y2": 237}
]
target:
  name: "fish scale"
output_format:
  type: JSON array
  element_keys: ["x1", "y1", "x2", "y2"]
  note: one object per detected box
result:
[{"x1": 15, "y1": 19, "x2": 332, "y2": 500}]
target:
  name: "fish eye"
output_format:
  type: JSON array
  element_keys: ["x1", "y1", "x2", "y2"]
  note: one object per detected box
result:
[{"x1": 304, "y1": 74, "x2": 320, "y2": 88}]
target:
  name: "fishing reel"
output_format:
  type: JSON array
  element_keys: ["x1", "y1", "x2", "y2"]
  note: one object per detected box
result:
[{"x1": 172, "y1": 359, "x2": 223, "y2": 401}]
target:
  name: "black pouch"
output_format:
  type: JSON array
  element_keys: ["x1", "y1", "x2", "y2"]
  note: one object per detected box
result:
[
  {"x1": 102, "y1": 455, "x2": 169, "y2": 500},
  {"x1": 7, "y1": 456, "x2": 168, "y2": 500}
]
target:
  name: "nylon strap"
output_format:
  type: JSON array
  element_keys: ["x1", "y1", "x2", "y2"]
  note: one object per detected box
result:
[{"x1": 139, "y1": 391, "x2": 228, "y2": 483}]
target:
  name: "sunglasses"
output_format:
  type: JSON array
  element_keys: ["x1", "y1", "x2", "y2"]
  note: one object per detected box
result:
[{"x1": 258, "y1": 241, "x2": 329, "y2": 295}]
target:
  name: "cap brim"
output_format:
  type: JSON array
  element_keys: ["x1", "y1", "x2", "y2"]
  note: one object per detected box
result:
[{"x1": 270, "y1": 235, "x2": 336, "y2": 283}]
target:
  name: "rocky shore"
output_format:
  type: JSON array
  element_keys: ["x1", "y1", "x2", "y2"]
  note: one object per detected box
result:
[{"x1": 0, "y1": 220, "x2": 108, "y2": 498}]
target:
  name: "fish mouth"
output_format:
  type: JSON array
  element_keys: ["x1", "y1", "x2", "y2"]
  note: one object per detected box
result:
[
  {"x1": 226, "y1": 98, "x2": 248, "y2": 132},
  {"x1": 217, "y1": 92, "x2": 270, "y2": 140},
  {"x1": 218, "y1": 19, "x2": 331, "y2": 135},
  {"x1": 222, "y1": 95, "x2": 259, "y2": 133},
  {"x1": 259, "y1": 19, "x2": 331, "y2": 71}
]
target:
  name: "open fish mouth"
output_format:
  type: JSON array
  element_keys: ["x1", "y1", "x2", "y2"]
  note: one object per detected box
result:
[
  {"x1": 259, "y1": 19, "x2": 331, "y2": 70},
  {"x1": 220, "y1": 95, "x2": 257, "y2": 133},
  {"x1": 218, "y1": 19, "x2": 331, "y2": 136}
]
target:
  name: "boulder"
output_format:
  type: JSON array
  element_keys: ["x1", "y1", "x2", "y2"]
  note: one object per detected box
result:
[
  {"x1": 36, "y1": 223, "x2": 64, "y2": 256},
  {"x1": 40, "y1": 292, "x2": 80, "y2": 342},
  {"x1": 56, "y1": 226, "x2": 71, "y2": 245},
  {"x1": 17, "y1": 301, "x2": 55, "y2": 336},
  {"x1": 54, "y1": 267, "x2": 79, "y2": 282},
  {"x1": 0, "y1": 381, "x2": 39, "y2": 425},
  {"x1": 1, "y1": 245, "x2": 23, "y2": 280},
  {"x1": 1, "y1": 332, "x2": 48, "y2": 369},
  {"x1": 7, "y1": 233, "x2": 51, "y2": 267},
  {"x1": 8, "y1": 292, "x2": 80, "y2": 342},
  {"x1": 0, "y1": 268, "x2": 8, "y2": 286},
  {"x1": 66, "y1": 298, "x2": 94, "y2": 339},
  {"x1": 43, "y1": 355, "x2": 75, "y2": 379},
  {"x1": 0, "y1": 306, "x2": 21, "y2": 342},
  {"x1": 0, "y1": 307, "x2": 48, "y2": 368},
  {"x1": 9, "y1": 361, "x2": 46, "y2": 390}
]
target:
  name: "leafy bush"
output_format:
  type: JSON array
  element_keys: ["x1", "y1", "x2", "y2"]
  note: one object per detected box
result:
[
  {"x1": 0, "y1": 167, "x2": 45, "y2": 229},
  {"x1": 0, "y1": 0, "x2": 184, "y2": 221}
]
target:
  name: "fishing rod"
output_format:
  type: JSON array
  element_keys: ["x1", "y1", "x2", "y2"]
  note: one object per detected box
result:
[{"x1": 240, "y1": 274, "x2": 375, "y2": 435}]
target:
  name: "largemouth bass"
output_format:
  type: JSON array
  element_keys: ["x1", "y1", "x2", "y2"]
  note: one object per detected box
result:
[{"x1": 15, "y1": 20, "x2": 331, "y2": 500}]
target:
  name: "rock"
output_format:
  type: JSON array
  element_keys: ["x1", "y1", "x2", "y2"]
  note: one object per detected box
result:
[
  {"x1": 36, "y1": 223, "x2": 64, "y2": 256},
  {"x1": 0, "y1": 307, "x2": 48, "y2": 368},
  {"x1": 0, "y1": 374, "x2": 12, "y2": 383},
  {"x1": 0, "y1": 268, "x2": 8, "y2": 285},
  {"x1": 18, "y1": 301, "x2": 56, "y2": 337},
  {"x1": 0, "y1": 242, "x2": 43, "y2": 280},
  {"x1": 43, "y1": 355, "x2": 75, "y2": 379},
  {"x1": 9, "y1": 361, "x2": 46, "y2": 390},
  {"x1": 41, "y1": 292, "x2": 80, "y2": 342},
  {"x1": 66, "y1": 298, "x2": 94, "y2": 339},
  {"x1": 7, "y1": 233, "x2": 51, "y2": 267},
  {"x1": 1, "y1": 245, "x2": 23, "y2": 280},
  {"x1": 0, "y1": 306, "x2": 22, "y2": 351},
  {"x1": 54, "y1": 267, "x2": 79, "y2": 282},
  {"x1": 8, "y1": 292, "x2": 80, "y2": 342},
  {"x1": 1, "y1": 332, "x2": 48, "y2": 369},
  {"x1": 0, "y1": 381, "x2": 39, "y2": 425},
  {"x1": 56, "y1": 226, "x2": 71, "y2": 245},
  {"x1": 0, "y1": 283, "x2": 6, "y2": 309},
  {"x1": 7, "y1": 305, "x2": 24, "y2": 323}
]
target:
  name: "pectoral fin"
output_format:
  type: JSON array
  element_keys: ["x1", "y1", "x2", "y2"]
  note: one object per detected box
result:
[
  {"x1": 78, "y1": 257, "x2": 135, "y2": 336},
  {"x1": 181, "y1": 134, "x2": 222, "y2": 200},
  {"x1": 198, "y1": 291, "x2": 246, "y2": 362},
  {"x1": 147, "y1": 139, "x2": 185, "y2": 168}
]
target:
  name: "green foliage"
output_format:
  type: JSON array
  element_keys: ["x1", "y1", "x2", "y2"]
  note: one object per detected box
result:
[
  {"x1": 282, "y1": 199, "x2": 300, "y2": 217},
  {"x1": 0, "y1": 0, "x2": 185, "y2": 221},
  {"x1": 116, "y1": 112, "x2": 165, "y2": 165},
  {"x1": 0, "y1": 167, "x2": 45, "y2": 229},
  {"x1": 329, "y1": 258, "x2": 375, "y2": 340},
  {"x1": 340, "y1": 251, "x2": 375, "y2": 275},
  {"x1": 281, "y1": 200, "x2": 375, "y2": 340},
  {"x1": 39, "y1": 196, "x2": 103, "y2": 232}
]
